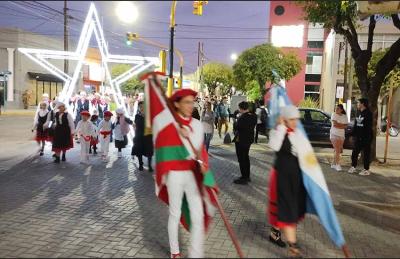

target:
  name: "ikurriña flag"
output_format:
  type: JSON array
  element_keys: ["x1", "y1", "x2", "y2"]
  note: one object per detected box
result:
[
  {"x1": 141, "y1": 71, "x2": 218, "y2": 232},
  {"x1": 268, "y1": 80, "x2": 346, "y2": 248}
]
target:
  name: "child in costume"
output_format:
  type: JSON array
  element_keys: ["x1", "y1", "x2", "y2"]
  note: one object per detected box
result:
[
  {"x1": 98, "y1": 110, "x2": 113, "y2": 162},
  {"x1": 32, "y1": 102, "x2": 50, "y2": 156},
  {"x1": 112, "y1": 107, "x2": 133, "y2": 158},
  {"x1": 52, "y1": 102, "x2": 75, "y2": 163},
  {"x1": 75, "y1": 110, "x2": 96, "y2": 164},
  {"x1": 89, "y1": 109, "x2": 100, "y2": 155}
]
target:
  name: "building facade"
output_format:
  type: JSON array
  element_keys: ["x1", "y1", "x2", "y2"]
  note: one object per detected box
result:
[
  {"x1": 268, "y1": 1, "x2": 327, "y2": 105},
  {"x1": 0, "y1": 28, "x2": 105, "y2": 109}
]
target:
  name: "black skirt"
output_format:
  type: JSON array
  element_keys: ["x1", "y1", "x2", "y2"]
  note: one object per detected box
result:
[
  {"x1": 274, "y1": 134, "x2": 306, "y2": 224},
  {"x1": 115, "y1": 136, "x2": 128, "y2": 149}
]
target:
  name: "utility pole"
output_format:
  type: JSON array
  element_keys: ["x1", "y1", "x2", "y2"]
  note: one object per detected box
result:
[
  {"x1": 63, "y1": 0, "x2": 69, "y2": 74},
  {"x1": 167, "y1": 0, "x2": 178, "y2": 97}
]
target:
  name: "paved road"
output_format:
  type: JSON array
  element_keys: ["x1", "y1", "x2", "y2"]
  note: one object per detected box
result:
[{"x1": 0, "y1": 130, "x2": 399, "y2": 258}]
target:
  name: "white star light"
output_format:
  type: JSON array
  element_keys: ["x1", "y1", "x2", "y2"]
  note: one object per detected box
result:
[{"x1": 19, "y1": 2, "x2": 159, "y2": 116}]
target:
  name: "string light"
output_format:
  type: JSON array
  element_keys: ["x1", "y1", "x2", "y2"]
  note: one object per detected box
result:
[{"x1": 18, "y1": 2, "x2": 159, "y2": 118}]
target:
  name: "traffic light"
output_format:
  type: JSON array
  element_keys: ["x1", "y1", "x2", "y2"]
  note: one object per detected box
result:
[
  {"x1": 126, "y1": 32, "x2": 139, "y2": 46},
  {"x1": 158, "y1": 50, "x2": 167, "y2": 74},
  {"x1": 193, "y1": 1, "x2": 203, "y2": 16}
]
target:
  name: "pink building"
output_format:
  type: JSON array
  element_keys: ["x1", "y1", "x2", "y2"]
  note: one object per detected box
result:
[{"x1": 268, "y1": 1, "x2": 326, "y2": 105}]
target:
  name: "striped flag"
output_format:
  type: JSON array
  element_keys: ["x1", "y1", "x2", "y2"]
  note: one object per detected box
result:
[
  {"x1": 142, "y1": 72, "x2": 218, "y2": 231},
  {"x1": 268, "y1": 81, "x2": 346, "y2": 248}
]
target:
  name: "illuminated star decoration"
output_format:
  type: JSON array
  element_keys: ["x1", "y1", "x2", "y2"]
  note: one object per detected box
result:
[{"x1": 18, "y1": 2, "x2": 159, "y2": 117}]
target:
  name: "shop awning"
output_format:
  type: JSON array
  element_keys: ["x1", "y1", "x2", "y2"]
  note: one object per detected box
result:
[{"x1": 27, "y1": 72, "x2": 64, "y2": 83}]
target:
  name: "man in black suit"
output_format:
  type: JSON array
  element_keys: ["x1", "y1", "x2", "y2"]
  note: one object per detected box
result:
[{"x1": 233, "y1": 101, "x2": 257, "y2": 185}]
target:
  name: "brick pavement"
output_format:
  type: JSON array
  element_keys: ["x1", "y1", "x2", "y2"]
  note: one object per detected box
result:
[{"x1": 0, "y1": 134, "x2": 399, "y2": 258}]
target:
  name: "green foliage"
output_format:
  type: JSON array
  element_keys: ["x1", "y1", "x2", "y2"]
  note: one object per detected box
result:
[
  {"x1": 245, "y1": 80, "x2": 262, "y2": 102},
  {"x1": 298, "y1": 96, "x2": 320, "y2": 109},
  {"x1": 232, "y1": 43, "x2": 302, "y2": 95},
  {"x1": 201, "y1": 62, "x2": 233, "y2": 96},
  {"x1": 368, "y1": 48, "x2": 400, "y2": 98},
  {"x1": 111, "y1": 64, "x2": 145, "y2": 95}
]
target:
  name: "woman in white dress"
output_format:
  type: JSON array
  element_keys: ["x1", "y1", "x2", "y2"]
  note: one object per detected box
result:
[{"x1": 330, "y1": 104, "x2": 348, "y2": 171}]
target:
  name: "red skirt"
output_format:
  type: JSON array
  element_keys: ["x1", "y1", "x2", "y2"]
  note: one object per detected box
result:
[
  {"x1": 35, "y1": 128, "x2": 49, "y2": 142},
  {"x1": 268, "y1": 167, "x2": 304, "y2": 228}
]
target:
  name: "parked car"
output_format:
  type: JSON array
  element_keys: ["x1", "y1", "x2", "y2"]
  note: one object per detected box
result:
[{"x1": 298, "y1": 108, "x2": 354, "y2": 149}]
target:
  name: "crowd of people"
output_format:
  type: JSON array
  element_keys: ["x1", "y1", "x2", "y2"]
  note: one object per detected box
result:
[{"x1": 31, "y1": 87, "x2": 373, "y2": 258}]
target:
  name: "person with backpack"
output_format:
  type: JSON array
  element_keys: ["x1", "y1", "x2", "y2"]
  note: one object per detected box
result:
[{"x1": 255, "y1": 99, "x2": 268, "y2": 144}]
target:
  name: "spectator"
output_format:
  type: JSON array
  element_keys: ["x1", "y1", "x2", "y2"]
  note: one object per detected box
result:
[
  {"x1": 330, "y1": 104, "x2": 348, "y2": 171},
  {"x1": 348, "y1": 98, "x2": 373, "y2": 176},
  {"x1": 233, "y1": 101, "x2": 257, "y2": 185},
  {"x1": 216, "y1": 96, "x2": 230, "y2": 138},
  {"x1": 255, "y1": 99, "x2": 269, "y2": 144},
  {"x1": 201, "y1": 101, "x2": 215, "y2": 152}
]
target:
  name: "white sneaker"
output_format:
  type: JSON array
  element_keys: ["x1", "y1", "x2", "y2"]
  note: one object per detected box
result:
[
  {"x1": 331, "y1": 164, "x2": 336, "y2": 169},
  {"x1": 118, "y1": 151, "x2": 122, "y2": 158},
  {"x1": 359, "y1": 169, "x2": 370, "y2": 176},
  {"x1": 335, "y1": 165, "x2": 342, "y2": 172},
  {"x1": 348, "y1": 167, "x2": 356, "y2": 174}
]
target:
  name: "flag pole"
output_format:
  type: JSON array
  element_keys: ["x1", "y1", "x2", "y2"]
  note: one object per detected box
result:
[
  {"x1": 149, "y1": 72, "x2": 244, "y2": 259},
  {"x1": 342, "y1": 244, "x2": 351, "y2": 258}
]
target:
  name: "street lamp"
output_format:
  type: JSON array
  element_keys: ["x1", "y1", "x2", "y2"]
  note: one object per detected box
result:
[
  {"x1": 115, "y1": 1, "x2": 139, "y2": 24},
  {"x1": 230, "y1": 53, "x2": 238, "y2": 61}
]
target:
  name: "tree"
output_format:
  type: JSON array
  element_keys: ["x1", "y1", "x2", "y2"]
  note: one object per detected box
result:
[
  {"x1": 200, "y1": 62, "x2": 234, "y2": 96},
  {"x1": 111, "y1": 64, "x2": 145, "y2": 95},
  {"x1": 298, "y1": 0, "x2": 400, "y2": 160},
  {"x1": 232, "y1": 43, "x2": 302, "y2": 96}
]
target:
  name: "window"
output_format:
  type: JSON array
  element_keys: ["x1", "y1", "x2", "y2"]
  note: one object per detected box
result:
[
  {"x1": 306, "y1": 52, "x2": 323, "y2": 74},
  {"x1": 304, "y1": 93, "x2": 320, "y2": 102},
  {"x1": 305, "y1": 74, "x2": 321, "y2": 82},
  {"x1": 274, "y1": 5, "x2": 285, "y2": 16},
  {"x1": 305, "y1": 84, "x2": 320, "y2": 92},
  {"x1": 307, "y1": 41, "x2": 324, "y2": 48},
  {"x1": 310, "y1": 110, "x2": 328, "y2": 122}
]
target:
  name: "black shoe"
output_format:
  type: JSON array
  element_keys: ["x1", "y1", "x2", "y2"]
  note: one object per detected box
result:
[
  {"x1": 93, "y1": 149, "x2": 97, "y2": 155},
  {"x1": 148, "y1": 166, "x2": 154, "y2": 172},
  {"x1": 233, "y1": 178, "x2": 249, "y2": 185},
  {"x1": 139, "y1": 165, "x2": 144, "y2": 171},
  {"x1": 89, "y1": 149, "x2": 92, "y2": 154},
  {"x1": 52, "y1": 153, "x2": 56, "y2": 158},
  {"x1": 39, "y1": 151, "x2": 44, "y2": 156},
  {"x1": 269, "y1": 228, "x2": 286, "y2": 248},
  {"x1": 61, "y1": 154, "x2": 66, "y2": 162},
  {"x1": 54, "y1": 156, "x2": 60, "y2": 163}
]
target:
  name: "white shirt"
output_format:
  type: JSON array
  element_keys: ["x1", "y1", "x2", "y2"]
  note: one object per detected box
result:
[
  {"x1": 98, "y1": 120, "x2": 112, "y2": 132},
  {"x1": 330, "y1": 113, "x2": 348, "y2": 138},
  {"x1": 76, "y1": 120, "x2": 96, "y2": 137}
]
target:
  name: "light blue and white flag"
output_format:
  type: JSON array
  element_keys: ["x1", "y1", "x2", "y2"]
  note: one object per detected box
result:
[{"x1": 267, "y1": 72, "x2": 346, "y2": 248}]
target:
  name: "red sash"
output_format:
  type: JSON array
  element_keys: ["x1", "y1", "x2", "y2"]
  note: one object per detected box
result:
[
  {"x1": 81, "y1": 135, "x2": 91, "y2": 142},
  {"x1": 100, "y1": 130, "x2": 112, "y2": 139}
]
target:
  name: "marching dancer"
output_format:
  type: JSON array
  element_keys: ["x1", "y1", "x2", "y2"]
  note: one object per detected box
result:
[
  {"x1": 32, "y1": 102, "x2": 50, "y2": 156},
  {"x1": 52, "y1": 102, "x2": 75, "y2": 163},
  {"x1": 98, "y1": 110, "x2": 113, "y2": 162},
  {"x1": 89, "y1": 109, "x2": 100, "y2": 155},
  {"x1": 74, "y1": 91, "x2": 90, "y2": 125},
  {"x1": 268, "y1": 105, "x2": 307, "y2": 258},
  {"x1": 75, "y1": 110, "x2": 96, "y2": 164},
  {"x1": 113, "y1": 107, "x2": 133, "y2": 158},
  {"x1": 131, "y1": 101, "x2": 154, "y2": 172},
  {"x1": 167, "y1": 89, "x2": 206, "y2": 258}
]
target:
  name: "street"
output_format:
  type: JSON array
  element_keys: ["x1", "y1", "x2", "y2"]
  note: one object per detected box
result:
[{"x1": 0, "y1": 116, "x2": 399, "y2": 258}]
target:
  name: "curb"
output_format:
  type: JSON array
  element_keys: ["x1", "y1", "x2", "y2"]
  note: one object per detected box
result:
[{"x1": 338, "y1": 200, "x2": 400, "y2": 233}]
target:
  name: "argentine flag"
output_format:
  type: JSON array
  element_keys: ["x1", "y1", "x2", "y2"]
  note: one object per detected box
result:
[{"x1": 268, "y1": 73, "x2": 346, "y2": 248}]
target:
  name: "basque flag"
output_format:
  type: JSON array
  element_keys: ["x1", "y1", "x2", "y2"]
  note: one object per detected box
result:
[{"x1": 268, "y1": 77, "x2": 346, "y2": 248}]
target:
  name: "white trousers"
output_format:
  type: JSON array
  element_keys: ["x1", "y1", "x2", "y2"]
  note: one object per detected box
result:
[
  {"x1": 166, "y1": 171, "x2": 204, "y2": 258},
  {"x1": 100, "y1": 135, "x2": 111, "y2": 157},
  {"x1": 80, "y1": 138, "x2": 90, "y2": 162}
]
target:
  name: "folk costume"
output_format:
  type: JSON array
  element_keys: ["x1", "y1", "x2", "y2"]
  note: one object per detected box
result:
[
  {"x1": 89, "y1": 110, "x2": 100, "y2": 155},
  {"x1": 52, "y1": 102, "x2": 75, "y2": 163},
  {"x1": 131, "y1": 108, "x2": 154, "y2": 172},
  {"x1": 76, "y1": 111, "x2": 96, "y2": 164},
  {"x1": 33, "y1": 106, "x2": 50, "y2": 156},
  {"x1": 98, "y1": 111, "x2": 113, "y2": 161},
  {"x1": 113, "y1": 108, "x2": 133, "y2": 158}
]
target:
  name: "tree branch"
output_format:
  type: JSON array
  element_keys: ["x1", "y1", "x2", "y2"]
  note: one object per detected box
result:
[
  {"x1": 346, "y1": 16, "x2": 358, "y2": 42},
  {"x1": 367, "y1": 15, "x2": 376, "y2": 53},
  {"x1": 392, "y1": 14, "x2": 400, "y2": 30}
]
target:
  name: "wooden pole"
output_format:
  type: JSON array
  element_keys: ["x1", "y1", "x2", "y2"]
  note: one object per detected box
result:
[
  {"x1": 150, "y1": 73, "x2": 244, "y2": 258},
  {"x1": 342, "y1": 244, "x2": 351, "y2": 258},
  {"x1": 383, "y1": 80, "x2": 394, "y2": 163}
]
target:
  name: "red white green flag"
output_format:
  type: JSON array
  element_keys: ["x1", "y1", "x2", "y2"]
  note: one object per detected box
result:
[{"x1": 141, "y1": 71, "x2": 219, "y2": 232}]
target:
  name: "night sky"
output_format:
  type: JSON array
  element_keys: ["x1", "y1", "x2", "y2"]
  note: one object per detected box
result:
[{"x1": 0, "y1": 1, "x2": 270, "y2": 74}]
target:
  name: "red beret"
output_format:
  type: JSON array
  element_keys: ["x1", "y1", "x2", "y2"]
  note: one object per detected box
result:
[
  {"x1": 170, "y1": 89, "x2": 198, "y2": 103},
  {"x1": 103, "y1": 111, "x2": 113, "y2": 117},
  {"x1": 80, "y1": 111, "x2": 90, "y2": 116}
]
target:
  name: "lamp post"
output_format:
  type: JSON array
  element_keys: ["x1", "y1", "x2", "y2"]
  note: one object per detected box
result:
[{"x1": 167, "y1": 0, "x2": 178, "y2": 97}]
